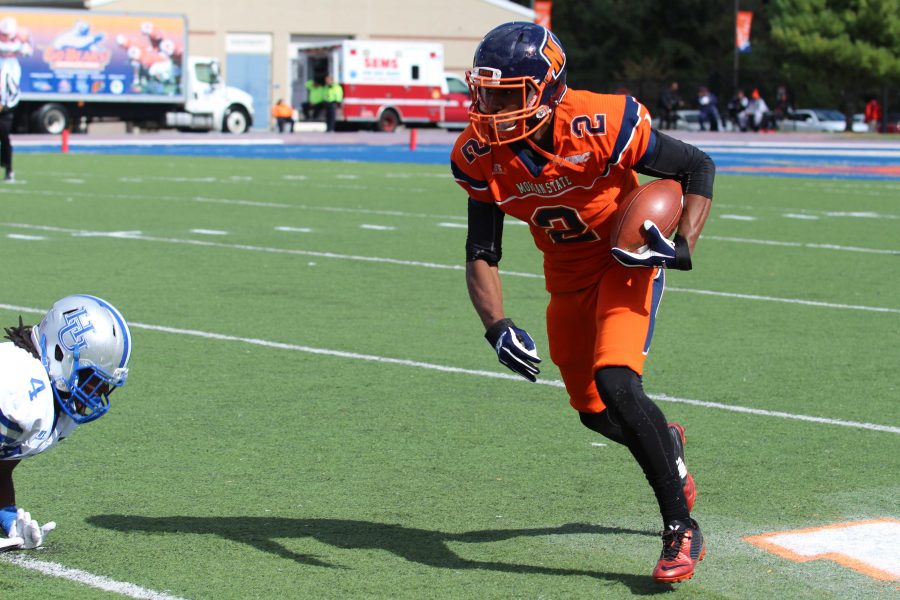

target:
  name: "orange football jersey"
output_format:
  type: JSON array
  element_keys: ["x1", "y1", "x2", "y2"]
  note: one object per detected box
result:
[{"x1": 451, "y1": 90, "x2": 654, "y2": 293}]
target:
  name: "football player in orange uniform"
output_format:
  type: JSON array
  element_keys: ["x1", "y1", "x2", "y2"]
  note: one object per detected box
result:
[{"x1": 450, "y1": 22, "x2": 714, "y2": 583}]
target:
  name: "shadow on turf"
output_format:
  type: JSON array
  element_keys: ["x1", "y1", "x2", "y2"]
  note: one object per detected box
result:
[{"x1": 88, "y1": 515, "x2": 670, "y2": 593}]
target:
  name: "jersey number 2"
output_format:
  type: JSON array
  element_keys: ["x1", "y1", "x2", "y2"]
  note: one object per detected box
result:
[{"x1": 531, "y1": 206, "x2": 600, "y2": 244}]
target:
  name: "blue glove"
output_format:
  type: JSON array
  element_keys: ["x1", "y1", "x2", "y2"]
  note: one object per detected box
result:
[
  {"x1": 0, "y1": 505, "x2": 16, "y2": 536},
  {"x1": 611, "y1": 220, "x2": 692, "y2": 270},
  {"x1": 484, "y1": 318, "x2": 541, "y2": 382}
]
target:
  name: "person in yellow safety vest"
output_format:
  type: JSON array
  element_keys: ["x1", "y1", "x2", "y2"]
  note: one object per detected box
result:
[
  {"x1": 302, "y1": 78, "x2": 326, "y2": 121},
  {"x1": 322, "y1": 75, "x2": 343, "y2": 132}
]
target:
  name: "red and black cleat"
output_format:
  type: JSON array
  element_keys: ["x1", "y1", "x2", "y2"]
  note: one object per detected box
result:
[
  {"x1": 652, "y1": 519, "x2": 706, "y2": 583},
  {"x1": 668, "y1": 422, "x2": 697, "y2": 512}
]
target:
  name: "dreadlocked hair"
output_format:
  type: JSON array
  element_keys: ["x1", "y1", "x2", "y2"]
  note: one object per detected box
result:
[{"x1": 4, "y1": 316, "x2": 40, "y2": 359}]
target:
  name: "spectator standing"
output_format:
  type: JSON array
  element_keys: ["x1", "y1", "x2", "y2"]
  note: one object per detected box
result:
[
  {"x1": 747, "y1": 88, "x2": 769, "y2": 132},
  {"x1": 864, "y1": 97, "x2": 882, "y2": 133},
  {"x1": 302, "y1": 78, "x2": 326, "y2": 121},
  {"x1": 727, "y1": 89, "x2": 749, "y2": 131},
  {"x1": 271, "y1": 98, "x2": 294, "y2": 133},
  {"x1": 0, "y1": 53, "x2": 22, "y2": 183},
  {"x1": 322, "y1": 75, "x2": 343, "y2": 132},
  {"x1": 0, "y1": 17, "x2": 30, "y2": 183},
  {"x1": 772, "y1": 85, "x2": 792, "y2": 129},
  {"x1": 658, "y1": 81, "x2": 682, "y2": 130},
  {"x1": 696, "y1": 86, "x2": 720, "y2": 131}
]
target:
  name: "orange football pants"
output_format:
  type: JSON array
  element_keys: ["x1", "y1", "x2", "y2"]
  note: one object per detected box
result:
[{"x1": 546, "y1": 263, "x2": 665, "y2": 414}]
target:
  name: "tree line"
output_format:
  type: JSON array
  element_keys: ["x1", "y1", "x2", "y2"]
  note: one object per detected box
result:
[{"x1": 516, "y1": 0, "x2": 899, "y2": 119}]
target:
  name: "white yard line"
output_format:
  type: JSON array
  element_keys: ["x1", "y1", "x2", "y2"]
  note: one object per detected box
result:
[
  {"x1": 650, "y1": 394, "x2": 900, "y2": 435},
  {"x1": 359, "y1": 224, "x2": 396, "y2": 231},
  {"x1": 1, "y1": 222, "x2": 898, "y2": 313},
  {"x1": 666, "y1": 287, "x2": 900, "y2": 313},
  {"x1": 0, "y1": 554, "x2": 187, "y2": 600},
  {"x1": 189, "y1": 229, "x2": 229, "y2": 236},
  {"x1": 0, "y1": 302, "x2": 896, "y2": 435},
  {"x1": 0, "y1": 186, "x2": 466, "y2": 219},
  {"x1": 4, "y1": 183, "x2": 899, "y2": 222}
]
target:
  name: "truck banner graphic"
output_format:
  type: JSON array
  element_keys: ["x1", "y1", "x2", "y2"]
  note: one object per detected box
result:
[{"x1": 0, "y1": 10, "x2": 186, "y2": 101}]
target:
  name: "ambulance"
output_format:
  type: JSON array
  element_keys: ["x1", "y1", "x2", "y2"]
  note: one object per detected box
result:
[{"x1": 294, "y1": 40, "x2": 469, "y2": 132}]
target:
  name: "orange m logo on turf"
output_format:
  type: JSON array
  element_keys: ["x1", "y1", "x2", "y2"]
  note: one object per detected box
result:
[{"x1": 541, "y1": 34, "x2": 565, "y2": 81}]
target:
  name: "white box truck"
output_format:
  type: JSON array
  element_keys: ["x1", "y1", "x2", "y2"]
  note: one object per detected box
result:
[{"x1": 0, "y1": 7, "x2": 254, "y2": 133}]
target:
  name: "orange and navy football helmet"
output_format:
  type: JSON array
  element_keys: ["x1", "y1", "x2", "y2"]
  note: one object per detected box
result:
[{"x1": 467, "y1": 22, "x2": 567, "y2": 145}]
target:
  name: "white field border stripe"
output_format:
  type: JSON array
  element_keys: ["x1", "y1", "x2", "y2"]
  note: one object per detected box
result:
[
  {"x1": 650, "y1": 394, "x2": 900, "y2": 434},
  {"x1": 14, "y1": 138, "x2": 284, "y2": 148},
  {"x1": 703, "y1": 235, "x2": 900, "y2": 256},
  {"x1": 665, "y1": 287, "x2": 900, "y2": 314},
  {"x1": 1, "y1": 222, "x2": 898, "y2": 314},
  {"x1": 0, "y1": 302, "x2": 896, "y2": 435},
  {"x1": 0, "y1": 554, "x2": 187, "y2": 600},
  {"x1": 692, "y1": 140, "x2": 900, "y2": 150},
  {"x1": 699, "y1": 146, "x2": 900, "y2": 158}
]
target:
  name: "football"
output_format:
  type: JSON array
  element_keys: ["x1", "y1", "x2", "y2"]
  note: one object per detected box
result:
[{"x1": 610, "y1": 179, "x2": 683, "y2": 252}]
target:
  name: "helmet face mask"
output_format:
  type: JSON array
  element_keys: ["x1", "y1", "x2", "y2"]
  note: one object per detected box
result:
[
  {"x1": 468, "y1": 69, "x2": 543, "y2": 143},
  {"x1": 32, "y1": 295, "x2": 131, "y2": 424},
  {"x1": 467, "y1": 22, "x2": 567, "y2": 145}
]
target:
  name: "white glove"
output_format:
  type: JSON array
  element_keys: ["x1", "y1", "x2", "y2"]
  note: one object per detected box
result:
[
  {"x1": 7, "y1": 509, "x2": 56, "y2": 549},
  {"x1": 0, "y1": 534, "x2": 23, "y2": 551}
]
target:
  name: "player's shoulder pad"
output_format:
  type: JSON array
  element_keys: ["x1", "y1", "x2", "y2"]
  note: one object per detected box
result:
[
  {"x1": 451, "y1": 127, "x2": 493, "y2": 166},
  {"x1": 0, "y1": 343, "x2": 52, "y2": 421},
  {"x1": 450, "y1": 127, "x2": 492, "y2": 195}
]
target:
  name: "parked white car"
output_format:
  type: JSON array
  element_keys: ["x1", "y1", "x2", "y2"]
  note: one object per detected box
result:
[
  {"x1": 654, "y1": 109, "x2": 725, "y2": 132},
  {"x1": 779, "y1": 108, "x2": 847, "y2": 133},
  {"x1": 851, "y1": 113, "x2": 871, "y2": 133}
]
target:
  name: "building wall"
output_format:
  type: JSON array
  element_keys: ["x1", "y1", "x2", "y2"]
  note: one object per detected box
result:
[{"x1": 91, "y1": 0, "x2": 533, "y2": 127}]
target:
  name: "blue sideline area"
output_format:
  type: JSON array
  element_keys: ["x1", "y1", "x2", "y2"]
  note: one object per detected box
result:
[{"x1": 14, "y1": 140, "x2": 900, "y2": 180}]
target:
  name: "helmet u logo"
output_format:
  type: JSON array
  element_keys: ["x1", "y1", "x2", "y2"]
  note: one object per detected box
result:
[
  {"x1": 58, "y1": 308, "x2": 95, "y2": 352},
  {"x1": 541, "y1": 35, "x2": 565, "y2": 80}
]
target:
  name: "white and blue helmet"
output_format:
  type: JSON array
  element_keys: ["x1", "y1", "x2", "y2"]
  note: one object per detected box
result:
[{"x1": 30, "y1": 295, "x2": 131, "y2": 424}]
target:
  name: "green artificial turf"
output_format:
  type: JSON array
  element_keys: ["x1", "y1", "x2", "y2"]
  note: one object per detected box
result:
[{"x1": 0, "y1": 153, "x2": 896, "y2": 599}]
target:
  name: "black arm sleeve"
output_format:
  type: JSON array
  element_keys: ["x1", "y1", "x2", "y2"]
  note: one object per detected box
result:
[
  {"x1": 466, "y1": 198, "x2": 505, "y2": 265},
  {"x1": 635, "y1": 130, "x2": 715, "y2": 199}
]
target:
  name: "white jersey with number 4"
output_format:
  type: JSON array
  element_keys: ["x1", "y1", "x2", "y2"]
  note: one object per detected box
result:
[{"x1": 0, "y1": 342, "x2": 76, "y2": 460}]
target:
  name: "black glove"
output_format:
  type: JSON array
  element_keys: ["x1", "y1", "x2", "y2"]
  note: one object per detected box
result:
[
  {"x1": 611, "y1": 220, "x2": 692, "y2": 270},
  {"x1": 484, "y1": 318, "x2": 541, "y2": 382}
]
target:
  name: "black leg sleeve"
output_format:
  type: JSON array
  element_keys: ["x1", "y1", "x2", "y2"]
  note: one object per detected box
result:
[
  {"x1": 579, "y1": 410, "x2": 626, "y2": 445},
  {"x1": 594, "y1": 366, "x2": 689, "y2": 524}
]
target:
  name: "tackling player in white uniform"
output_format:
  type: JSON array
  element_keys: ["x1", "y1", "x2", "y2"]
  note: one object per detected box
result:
[{"x1": 0, "y1": 295, "x2": 131, "y2": 550}]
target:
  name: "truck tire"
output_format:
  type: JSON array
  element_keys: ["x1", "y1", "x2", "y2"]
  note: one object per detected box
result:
[
  {"x1": 33, "y1": 104, "x2": 70, "y2": 135},
  {"x1": 222, "y1": 106, "x2": 250, "y2": 134},
  {"x1": 376, "y1": 108, "x2": 400, "y2": 133}
]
